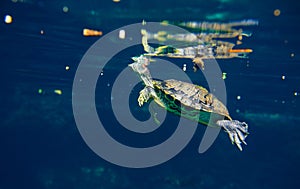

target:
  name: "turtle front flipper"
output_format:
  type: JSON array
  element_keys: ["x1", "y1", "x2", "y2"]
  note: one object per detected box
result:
[
  {"x1": 216, "y1": 120, "x2": 249, "y2": 151},
  {"x1": 138, "y1": 87, "x2": 153, "y2": 106},
  {"x1": 192, "y1": 56, "x2": 205, "y2": 70}
]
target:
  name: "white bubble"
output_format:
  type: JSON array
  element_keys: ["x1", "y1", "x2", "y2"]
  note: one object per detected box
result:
[
  {"x1": 222, "y1": 72, "x2": 227, "y2": 80},
  {"x1": 54, "y1": 89, "x2": 62, "y2": 95},
  {"x1": 63, "y1": 6, "x2": 69, "y2": 13},
  {"x1": 182, "y1": 64, "x2": 187, "y2": 71},
  {"x1": 4, "y1": 15, "x2": 13, "y2": 24},
  {"x1": 119, "y1": 30, "x2": 125, "y2": 39}
]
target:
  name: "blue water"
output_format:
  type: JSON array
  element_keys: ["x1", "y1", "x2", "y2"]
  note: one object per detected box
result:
[{"x1": 1, "y1": 0, "x2": 300, "y2": 188}]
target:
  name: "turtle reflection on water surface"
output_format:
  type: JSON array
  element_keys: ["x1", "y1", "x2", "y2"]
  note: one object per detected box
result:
[{"x1": 129, "y1": 55, "x2": 249, "y2": 151}]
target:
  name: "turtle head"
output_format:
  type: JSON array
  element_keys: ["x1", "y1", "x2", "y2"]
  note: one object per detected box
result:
[
  {"x1": 128, "y1": 55, "x2": 150, "y2": 74},
  {"x1": 129, "y1": 55, "x2": 154, "y2": 88}
]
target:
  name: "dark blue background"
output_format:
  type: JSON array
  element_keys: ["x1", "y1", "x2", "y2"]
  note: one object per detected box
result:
[{"x1": 1, "y1": 0, "x2": 300, "y2": 188}]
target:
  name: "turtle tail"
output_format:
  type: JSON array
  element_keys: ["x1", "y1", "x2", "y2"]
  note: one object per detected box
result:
[{"x1": 216, "y1": 120, "x2": 249, "y2": 151}]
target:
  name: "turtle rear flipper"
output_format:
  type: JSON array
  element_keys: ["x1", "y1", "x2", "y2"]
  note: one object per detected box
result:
[{"x1": 216, "y1": 120, "x2": 249, "y2": 151}]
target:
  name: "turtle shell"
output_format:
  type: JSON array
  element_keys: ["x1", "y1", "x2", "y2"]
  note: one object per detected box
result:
[{"x1": 152, "y1": 79, "x2": 232, "y2": 125}]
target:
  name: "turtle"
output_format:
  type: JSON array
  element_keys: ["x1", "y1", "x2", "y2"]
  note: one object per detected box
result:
[{"x1": 129, "y1": 55, "x2": 249, "y2": 151}]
